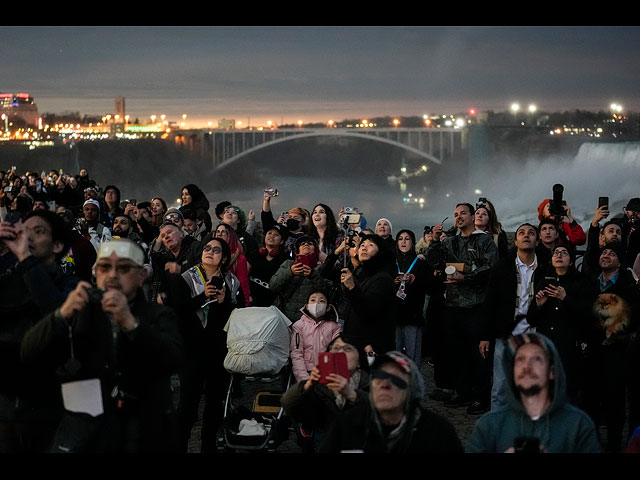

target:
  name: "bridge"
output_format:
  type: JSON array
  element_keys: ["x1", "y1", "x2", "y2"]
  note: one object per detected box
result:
[{"x1": 169, "y1": 127, "x2": 467, "y2": 170}]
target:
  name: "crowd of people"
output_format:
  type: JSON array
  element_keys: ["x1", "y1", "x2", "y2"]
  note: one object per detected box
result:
[{"x1": 1, "y1": 165, "x2": 640, "y2": 454}]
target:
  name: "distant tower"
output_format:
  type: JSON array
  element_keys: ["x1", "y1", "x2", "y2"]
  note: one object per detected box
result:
[{"x1": 115, "y1": 97, "x2": 125, "y2": 119}]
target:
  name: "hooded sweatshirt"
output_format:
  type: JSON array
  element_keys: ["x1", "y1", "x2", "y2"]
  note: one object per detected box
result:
[
  {"x1": 466, "y1": 333, "x2": 600, "y2": 453},
  {"x1": 318, "y1": 351, "x2": 463, "y2": 453}
]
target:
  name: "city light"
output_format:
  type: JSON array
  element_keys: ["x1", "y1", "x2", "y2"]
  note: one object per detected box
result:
[
  {"x1": 528, "y1": 104, "x2": 537, "y2": 113},
  {"x1": 511, "y1": 103, "x2": 520, "y2": 113}
]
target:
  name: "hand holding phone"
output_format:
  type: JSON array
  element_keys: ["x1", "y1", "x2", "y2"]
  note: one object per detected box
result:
[{"x1": 317, "y1": 351, "x2": 349, "y2": 384}]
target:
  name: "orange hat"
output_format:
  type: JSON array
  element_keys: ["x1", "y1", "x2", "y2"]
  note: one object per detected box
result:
[{"x1": 537, "y1": 199, "x2": 551, "y2": 221}]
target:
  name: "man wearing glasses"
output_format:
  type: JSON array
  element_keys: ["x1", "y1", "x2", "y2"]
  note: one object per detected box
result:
[
  {"x1": 21, "y1": 238, "x2": 184, "y2": 453},
  {"x1": 319, "y1": 351, "x2": 463, "y2": 453}
]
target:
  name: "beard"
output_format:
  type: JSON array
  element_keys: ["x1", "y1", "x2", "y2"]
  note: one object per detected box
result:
[{"x1": 517, "y1": 384, "x2": 542, "y2": 397}]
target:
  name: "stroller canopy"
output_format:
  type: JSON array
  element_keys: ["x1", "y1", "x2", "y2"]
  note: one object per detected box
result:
[{"x1": 223, "y1": 306, "x2": 292, "y2": 376}]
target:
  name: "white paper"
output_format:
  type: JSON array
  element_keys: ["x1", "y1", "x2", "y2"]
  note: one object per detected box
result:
[{"x1": 61, "y1": 378, "x2": 104, "y2": 417}]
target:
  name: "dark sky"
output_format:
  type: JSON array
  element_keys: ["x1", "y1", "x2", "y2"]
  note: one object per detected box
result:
[{"x1": 2, "y1": 26, "x2": 640, "y2": 127}]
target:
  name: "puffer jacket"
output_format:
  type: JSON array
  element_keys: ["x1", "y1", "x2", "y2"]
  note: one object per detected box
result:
[
  {"x1": 268, "y1": 259, "x2": 334, "y2": 322},
  {"x1": 290, "y1": 305, "x2": 342, "y2": 382},
  {"x1": 427, "y1": 231, "x2": 498, "y2": 309}
]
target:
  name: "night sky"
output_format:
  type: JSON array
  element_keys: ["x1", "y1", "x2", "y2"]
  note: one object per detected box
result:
[{"x1": 2, "y1": 26, "x2": 640, "y2": 127}]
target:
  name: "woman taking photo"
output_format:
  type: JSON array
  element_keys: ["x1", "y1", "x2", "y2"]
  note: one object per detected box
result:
[
  {"x1": 526, "y1": 243, "x2": 592, "y2": 404},
  {"x1": 340, "y1": 234, "x2": 396, "y2": 355},
  {"x1": 281, "y1": 335, "x2": 369, "y2": 452},
  {"x1": 165, "y1": 235, "x2": 244, "y2": 452}
]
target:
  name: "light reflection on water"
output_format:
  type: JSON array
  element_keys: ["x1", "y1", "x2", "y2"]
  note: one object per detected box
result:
[{"x1": 208, "y1": 141, "x2": 640, "y2": 236}]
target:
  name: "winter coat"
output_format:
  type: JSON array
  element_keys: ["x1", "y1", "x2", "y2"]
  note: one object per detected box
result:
[
  {"x1": 466, "y1": 334, "x2": 600, "y2": 453},
  {"x1": 319, "y1": 351, "x2": 463, "y2": 453},
  {"x1": 526, "y1": 265, "x2": 594, "y2": 400},
  {"x1": 341, "y1": 253, "x2": 397, "y2": 354},
  {"x1": 20, "y1": 289, "x2": 184, "y2": 453},
  {"x1": 268, "y1": 259, "x2": 334, "y2": 323},
  {"x1": 427, "y1": 231, "x2": 498, "y2": 309},
  {"x1": 290, "y1": 305, "x2": 342, "y2": 382}
]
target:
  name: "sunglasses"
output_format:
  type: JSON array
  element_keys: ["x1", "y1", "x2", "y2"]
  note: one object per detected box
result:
[
  {"x1": 371, "y1": 368, "x2": 409, "y2": 390},
  {"x1": 203, "y1": 245, "x2": 222, "y2": 254},
  {"x1": 165, "y1": 213, "x2": 181, "y2": 220}
]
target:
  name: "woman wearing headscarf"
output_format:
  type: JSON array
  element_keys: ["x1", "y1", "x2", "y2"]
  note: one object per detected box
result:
[
  {"x1": 181, "y1": 184, "x2": 212, "y2": 234},
  {"x1": 393, "y1": 229, "x2": 432, "y2": 365},
  {"x1": 339, "y1": 234, "x2": 397, "y2": 355},
  {"x1": 375, "y1": 217, "x2": 395, "y2": 252}
]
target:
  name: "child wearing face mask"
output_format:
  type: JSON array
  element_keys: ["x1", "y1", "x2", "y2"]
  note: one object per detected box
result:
[{"x1": 290, "y1": 291, "x2": 342, "y2": 382}]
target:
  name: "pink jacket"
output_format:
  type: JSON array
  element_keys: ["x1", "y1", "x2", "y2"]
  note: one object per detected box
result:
[{"x1": 290, "y1": 306, "x2": 342, "y2": 382}]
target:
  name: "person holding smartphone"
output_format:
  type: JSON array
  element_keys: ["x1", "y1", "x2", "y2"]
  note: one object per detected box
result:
[
  {"x1": 281, "y1": 335, "x2": 369, "y2": 453},
  {"x1": 164, "y1": 235, "x2": 245, "y2": 452},
  {"x1": 526, "y1": 244, "x2": 593, "y2": 404}
]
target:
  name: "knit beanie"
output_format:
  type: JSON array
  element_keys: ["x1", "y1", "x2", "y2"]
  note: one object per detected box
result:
[{"x1": 537, "y1": 199, "x2": 551, "y2": 221}]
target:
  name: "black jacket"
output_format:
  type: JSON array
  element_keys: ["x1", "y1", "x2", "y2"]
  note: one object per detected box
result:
[{"x1": 21, "y1": 289, "x2": 184, "y2": 453}]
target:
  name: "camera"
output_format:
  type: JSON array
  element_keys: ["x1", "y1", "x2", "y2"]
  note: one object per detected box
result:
[
  {"x1": 340, "y1": 207, "x2": 362, "y2": 226},
  {"x1": 549, "y1": 184, "x2": 566, "y2": 218},
  {"x1": 424, "y1": 226, "x2": 433, "y2": 234},
  {"x1": 476, "y1": 197, "x2": 488, "y2": 210},
  {"x1": 513, "y1": 436, "x2": 541, "y2": 454},
  {"x1": 86, "y1": 287, "x2": 104, "y2": 304},
  {"x1": 264, "y1": 188, "x2": 278, "y2": 197}
]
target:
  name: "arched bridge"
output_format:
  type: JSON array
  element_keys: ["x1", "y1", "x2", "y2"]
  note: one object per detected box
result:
[{"x1": 170, "y1": 127, "x2": 466, "y2": 170}]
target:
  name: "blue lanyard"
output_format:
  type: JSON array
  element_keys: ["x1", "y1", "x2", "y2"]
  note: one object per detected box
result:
[{"x1": 397, "y1": 256, "x2": 418, "y2": 274}]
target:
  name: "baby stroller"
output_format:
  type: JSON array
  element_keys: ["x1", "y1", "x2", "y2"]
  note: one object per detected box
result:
[{"x1": 217, "y1": 305, "x2": 293, "y2": 452}]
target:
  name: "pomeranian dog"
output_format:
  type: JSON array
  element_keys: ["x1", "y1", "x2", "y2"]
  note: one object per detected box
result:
[{"x1": 593, "y1": 293, "x2": 631, "y2": 345}]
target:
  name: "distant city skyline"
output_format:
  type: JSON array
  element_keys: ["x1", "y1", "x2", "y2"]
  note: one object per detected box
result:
[{"x1": 2, "y1": 26, "x2": 640, "y2": 127}]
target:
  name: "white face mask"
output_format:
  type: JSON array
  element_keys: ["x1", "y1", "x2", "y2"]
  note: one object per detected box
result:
[
  {"x1": 367, "y1": 355, "x2": 376, "y2": 367},
  {"x1": 307, "y1": 302, "x2": 327, "y2": 318}
]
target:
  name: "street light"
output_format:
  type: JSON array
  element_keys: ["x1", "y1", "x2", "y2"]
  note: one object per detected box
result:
[
  {"x1": 528, "y1": 104, "x2": 537, "y2": 113},
  {"x1": 510, "y1": 103, "x2": 520, "y2": 113}
]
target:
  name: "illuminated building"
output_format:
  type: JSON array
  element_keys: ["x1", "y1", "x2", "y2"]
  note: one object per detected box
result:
[{"x1": 0, "y1": 92, "x2": 39, "y2": 126}]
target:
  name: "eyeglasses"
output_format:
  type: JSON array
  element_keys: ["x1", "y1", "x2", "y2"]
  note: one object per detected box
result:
[
  {"x1": 552, "y1": 250, "x2": 569, "y2": 257},
  {"x1": 165, "y1": 213, "x2": 180, "y2": 220},
  {"x1": 371, "y1": 369, "x2": 408, "y2": 390},
  {"x1": 203, "y1": 245, "x2": 222, "y2": 254},
  {"x1": 95, "y1": 263, "x2": 140, "y2": 275},
  {"x1": 329, "y1": 343, "x2": 357, "y2": 354}
]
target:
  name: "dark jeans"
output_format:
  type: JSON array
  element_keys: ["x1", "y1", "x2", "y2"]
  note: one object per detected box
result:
[{"x1": 442, "y1": 307, "x2": 491, "y2": 403}]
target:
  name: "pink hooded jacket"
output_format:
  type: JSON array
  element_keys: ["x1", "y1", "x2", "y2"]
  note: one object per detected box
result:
[{"x1": 290, "y1": 305, "x2": 342, "y2": 382}]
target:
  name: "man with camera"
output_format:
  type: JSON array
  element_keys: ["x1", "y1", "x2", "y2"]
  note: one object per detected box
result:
[
  {"x1": 467, "y1": 333, "x2": 600, "y2": 453},
  {"x1": 20, "y1": 238, "x2": 184, "y2": 452},
  {"x1": 0, "y1": 209, "x2": 79, "y2": 452}
]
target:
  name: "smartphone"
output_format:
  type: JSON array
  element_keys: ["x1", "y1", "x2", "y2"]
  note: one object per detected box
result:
[
  {"x1": 537, "y1": 276, "x2": 558, "y2": 292},
  {"x1": 130, "y1": 199, "x2": 137, "y2": 206},
  {"x1": 3, "y1": 186, "x2": 12, "y2": 193},
  {"x1": 317, "y1": 351, "x2": 349, "y2": 384},
  {"x1": 209, "y1": 276, "x2": 224, "y2": 290},
  {"x1": 4, "y1": 212, "x2": 21, "y2": 224},
  {"x1": 295, "y1": 253, "x2": 318, "y2": 270},
  {"x1": 598, "y1": 196, "x2": 609, "y2": 209}
]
